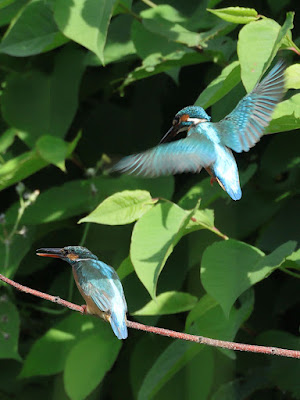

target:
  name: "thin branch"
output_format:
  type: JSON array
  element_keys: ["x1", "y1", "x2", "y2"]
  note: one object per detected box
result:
[{"x1": 1, "y1": 273, "x2": 299, "y2": 359}]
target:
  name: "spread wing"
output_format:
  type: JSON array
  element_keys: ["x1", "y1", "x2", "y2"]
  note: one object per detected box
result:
[
  {"x1": 111, "y1": 135, "x2": 216, "y2": 177},
  {"x1": 217, "y1": 61, "x2": 286, "y2": 153}
]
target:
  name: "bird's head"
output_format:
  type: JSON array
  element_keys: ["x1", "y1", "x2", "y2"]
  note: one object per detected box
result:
[
  {"x1": 36, "y1": 246, "x2": 98, "y2": 264},
  {"x1": 160, "y1": 106, "x2": 211, "y2": 143}
]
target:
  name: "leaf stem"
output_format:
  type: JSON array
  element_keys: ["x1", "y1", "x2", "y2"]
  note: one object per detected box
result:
[
  {"x1": 141, "y1": 0, "x2": 157, "y2": 8},
  {"x1": 280, "y1": 267, "x2": 300, "y2": 279}
]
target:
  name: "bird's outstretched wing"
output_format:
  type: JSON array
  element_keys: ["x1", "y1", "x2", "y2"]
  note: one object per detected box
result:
[
  {"x1": 217, "y1": 61, "x2": 286, "y2": 153},
  {"x1": 111, "y1": 135, "x2": 216, "y2": 177}
]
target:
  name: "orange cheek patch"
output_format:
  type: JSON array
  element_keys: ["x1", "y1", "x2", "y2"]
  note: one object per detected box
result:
[
  {"x1": 180, "y1": 114, "x2": 189, "y2": 122},
  {"x1": 67, "y1": 253, "x2": 79, "y2": 261}
]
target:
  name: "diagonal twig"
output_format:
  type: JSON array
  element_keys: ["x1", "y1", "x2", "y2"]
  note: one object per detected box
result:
[{"x1": 0, "y1": 273, "x2": 299, "y2": 359}]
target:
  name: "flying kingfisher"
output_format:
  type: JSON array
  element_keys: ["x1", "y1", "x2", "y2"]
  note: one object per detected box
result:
[
  {"x1": 36, "y1": 246, "x2": 128, "y2": 340},
  {"x1": 112, "y1": 61, "x2": 286, "y2": 200}
]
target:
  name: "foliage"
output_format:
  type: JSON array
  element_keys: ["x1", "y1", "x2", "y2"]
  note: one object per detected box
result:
[{"x1": 0, "y1": 0, "x2": 299, "y2": 399}]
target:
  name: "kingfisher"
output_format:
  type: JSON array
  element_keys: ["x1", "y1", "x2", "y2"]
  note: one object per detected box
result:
[
  {"x1": 36, "y1": 246, "x2": 128, "y2": 340},
  {"x1": 112, "y1": 61, "x2": 285, "y2": 200}
]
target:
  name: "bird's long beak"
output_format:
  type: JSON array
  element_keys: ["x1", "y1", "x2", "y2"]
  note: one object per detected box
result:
[
  {"x1": 159, "y1": 124, "x2": 181, "y2": 144},
  {"x1": 36, "y1": 248, "x2": 64, "y2": 258}
]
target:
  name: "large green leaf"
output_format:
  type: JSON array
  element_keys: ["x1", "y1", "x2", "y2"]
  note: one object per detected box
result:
[
  {"x1": 285, "y1": 64, "x2": 300, "y2": 89},
  {"x1": 79, "y1": 190, "x2": 156, "y2": 225},
  {"x1": 64, "y1": 330, "x2": 122, "y2": 400},
  {"x1": 238, "y1": 13, "x2": 293, "y2": 92},
  {"x1": 54, "y1": 0, "x2": 116, "y2": 64},
  {"x1": 133, "y1": 291, "x2": 198, "y2": 316},
  {"x1": 1, "y1": 46, "x2": 86, "y2": 147},
  {"x1": 201, "y1": 240, "x2": 296, "y2": 316},
  {"x1": 131, "y1": 202, "x2": 196, "y2": 298},
  {"x1": 0, "y1": 0, "x2": 67, "y2": 57},
  {"x1": 36, "y1": 135, "x2": 69, "y2": 171},
  {"x1": 0, "y1": 300, "x2": 21, "y2": 361}
]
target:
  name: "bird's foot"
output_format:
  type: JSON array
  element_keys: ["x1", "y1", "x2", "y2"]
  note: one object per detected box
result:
[
  {"x1": 210, "y1": 177, "x2": 216, "y2": 186},
  {"x1": 81, "y1": 305, "x2": 88, "y2": 314}
]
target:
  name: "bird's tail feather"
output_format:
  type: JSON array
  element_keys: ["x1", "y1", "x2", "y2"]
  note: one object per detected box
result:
[{"x1": 110, "y1": 311, "x2": 128, "y2": 340}]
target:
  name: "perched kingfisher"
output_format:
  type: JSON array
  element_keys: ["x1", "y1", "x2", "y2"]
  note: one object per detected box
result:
[
  {"x1": 36, "y1": 246, "x2": 128, "y2": 340},
  {"x1": 112, "y1": 61, "x2": 286, "y2": 200}
]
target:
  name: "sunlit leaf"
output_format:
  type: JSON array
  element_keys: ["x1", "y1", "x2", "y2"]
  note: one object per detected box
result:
[
  {"x1": 79, "y1": 190, "x2": 156, "y2": 225},
  {"x1": 54, "y1": 0, "x2": 116, "y2": 64}
]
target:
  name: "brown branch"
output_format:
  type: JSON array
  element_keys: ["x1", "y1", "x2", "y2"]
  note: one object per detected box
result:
[{"x1": 1, "y1": 273, "x2": 299, "y2": 359}]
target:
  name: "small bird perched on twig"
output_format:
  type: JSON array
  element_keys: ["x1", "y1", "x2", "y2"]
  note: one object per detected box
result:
[
  {"x1": 36, "y1": 246, "x2": 128, "y2": 340},
  {"x1": 112, "y1": 61, "x2": 286, "y2": 201}
]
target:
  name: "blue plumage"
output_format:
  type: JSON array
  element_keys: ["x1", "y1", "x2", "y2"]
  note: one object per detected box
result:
[
  {"x1": 36, "y1": 246, "x2": 128, "y2": 340},
  {"x1": 112, "y1": 61, "x2": 286, "y2": 201}
]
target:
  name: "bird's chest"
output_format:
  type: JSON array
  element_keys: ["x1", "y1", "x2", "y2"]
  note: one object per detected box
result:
[{"x1": 189, "y1": 123, "x2": 220, "y2": 143}]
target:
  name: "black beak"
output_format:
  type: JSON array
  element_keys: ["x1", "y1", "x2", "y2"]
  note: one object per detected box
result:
[
  {"x1": 159, "y1": 124, "x2": 181, "y2": 144},
  {"x1": 36, "y1": 248, "x2": 64, "y2": 258}
]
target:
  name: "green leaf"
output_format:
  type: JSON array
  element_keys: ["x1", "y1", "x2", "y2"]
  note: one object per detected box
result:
[
  {"x1": 131, "y1": 19, "x2": 184, "y2": 60},
  {"x1": 0, "y1": 300, "x2": 21, "y2": 361},
  {"x1": 20, "y1": 314, "x2": 98, "y2": 378},
  {"x1": 103, "y1": 15, "x2": 136, "y2": 65},
  {"x1": 0, "y1": 0, "x2": 27, "y2": 27},
  {"x1": 121, "y1": 51, "x2": 211, "y2": 90},
  {"x1": 1, "y1": 46, "x2": 86, "y2": 147},
  {"x1": 0, "y1": 0, "x2": 66, "y2": 57},
  {"x1": 207, "y1": 7, "x2": 258, "y2": 24},
  {"x1": 238, "y1": 19, "x2": 280, "y2": 92},
  {"x1": 79, "y1": 190, "x2": 156, "y2": 225},
  {"x1": 141, "y1": 7, "x2": 203, "y2": 48},
  {"x1": 64, "y1": 331, "x2": 121, "y2": 400},
  {"x1": 195, "y1": 61, "x2": 241, "y2": 109},
  {"x1": 0, "y1": 128, "x2": 16, "y2": 154},
  {"x1": 238, "y1": 13, "x2": 294, "y2": 92},
  {"x1": 133, "y1": 291, "x2": 198, "y2": 316},
  {"x1": 36, "y1": 135, "x2": 69, "y2": 171},
  {"x1": 116, "y1": 256, "x2": 134, "y2": 281},
  {"x1": 54, "y1": 0, "x2": 116, "y2": 64},
  {"x1": 201, "y1": 240, "x2": 296, "y2": 316},
  {"x1": 131, "y1": 202, "x2": 196, "y2": 298},
  {"x1": 285, "y1": 64, "x2": 300, "y2": 89},
  {"x1": 266, "y1": 93, "x2": 300, "y2": 133}
]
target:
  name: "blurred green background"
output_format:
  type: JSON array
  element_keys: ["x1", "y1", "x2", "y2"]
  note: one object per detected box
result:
[{"x1": 0, "y1": 0, "x2": 299, "y2": 399}]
